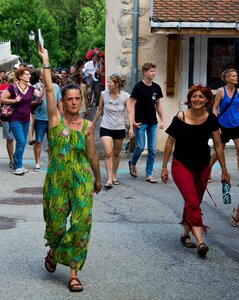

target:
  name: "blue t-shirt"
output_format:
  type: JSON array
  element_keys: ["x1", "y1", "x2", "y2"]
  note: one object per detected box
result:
[{"x1": 34, "y1": 83, "x2": 61, "y2": 121}]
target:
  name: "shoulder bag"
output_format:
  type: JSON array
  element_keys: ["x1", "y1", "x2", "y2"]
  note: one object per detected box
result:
[{"x1": 0, "y1": 84, "x2": 18, "y2": 121}]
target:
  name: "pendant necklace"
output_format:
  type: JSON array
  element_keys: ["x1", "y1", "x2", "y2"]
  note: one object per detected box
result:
[
  {"x1": 64, "y1": 113, "x2": 81, "y2": 124},
  {"x1": 18, "y1": 83, "x2": 28, "y2": 92}
]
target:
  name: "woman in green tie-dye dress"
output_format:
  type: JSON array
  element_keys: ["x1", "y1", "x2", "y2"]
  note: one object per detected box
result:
[{"x1": 39, "y1": 45, "x2": 102, "y2": 292}]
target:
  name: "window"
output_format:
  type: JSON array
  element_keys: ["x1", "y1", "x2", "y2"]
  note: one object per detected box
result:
[{"x1": 207, "y1": 38, "x2": 239, "y2": 89}]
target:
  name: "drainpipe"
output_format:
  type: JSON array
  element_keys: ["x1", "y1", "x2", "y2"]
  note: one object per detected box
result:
[{"x1": 131, "y1": 0, "x2": 139, "y2": 89}]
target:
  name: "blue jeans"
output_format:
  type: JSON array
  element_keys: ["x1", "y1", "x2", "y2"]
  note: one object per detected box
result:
[
  {"x1": 9, "y1": 121, "x2": 30, "y2": 169},
  {"x1": 131, "y1": 124, "x2": 157, "y2": 177}
]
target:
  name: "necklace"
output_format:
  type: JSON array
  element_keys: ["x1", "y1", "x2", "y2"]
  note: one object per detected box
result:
[
  {"x1": 18, "y1": 83, "x2": 28, "y2": 92},
  {"x1": 64, "y1": 113, "x2": 81, "y2": 124}
]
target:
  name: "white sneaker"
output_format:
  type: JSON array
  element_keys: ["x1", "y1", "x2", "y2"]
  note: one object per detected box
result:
[
  {"x1": 22, "y1": 167, "x2": 29, "y2": 173},
  {"x1": 34, "y1": 164, "x2": 41, "y2": 172},
  {"x1": 13, "y1": 168, "x2": 25, "y2": 176}
]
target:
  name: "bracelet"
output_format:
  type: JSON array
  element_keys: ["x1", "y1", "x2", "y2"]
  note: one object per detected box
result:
[{"x1": 42, "y1": 64, "x2": 51, "y2": 69}]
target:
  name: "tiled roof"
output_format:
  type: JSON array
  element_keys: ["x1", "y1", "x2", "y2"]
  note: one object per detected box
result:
[{"x1": 152, "y1": 0, "x2": 239, "y2": 23}]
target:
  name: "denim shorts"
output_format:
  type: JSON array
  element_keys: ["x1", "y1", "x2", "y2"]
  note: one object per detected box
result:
[
  {"x1": 2, "y1": 121, "x2": 14, "y2": 139},
  {"x1": 34, "y1": 119, "x2": 48, "y2": 142}
]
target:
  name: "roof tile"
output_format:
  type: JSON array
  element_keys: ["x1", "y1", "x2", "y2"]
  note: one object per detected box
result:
[{"x1": 152, "y1": 0, "x2": 239, "y2": 23}]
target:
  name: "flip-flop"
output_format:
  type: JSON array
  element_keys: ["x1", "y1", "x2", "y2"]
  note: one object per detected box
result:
[
  {"x1": 146, "y1": 177, "x2": 157, "y2": 183},
  {"x1": 128, "y1": 161, "x2": 138, "y2": 177},
  {"x1": 113, "y1": 180, "x2": 120, "y2": 185},
  {"x1": 104, "y1": 183, "x2": 113, "y2": 190}
]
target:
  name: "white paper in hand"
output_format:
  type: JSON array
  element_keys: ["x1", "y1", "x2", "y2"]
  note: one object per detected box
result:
[{"x1": 38, "y1": 28, "x2": 44, "y2": 48}]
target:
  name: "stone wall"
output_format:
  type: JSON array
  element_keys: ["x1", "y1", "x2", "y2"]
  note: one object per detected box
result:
[{"x1": 106, "y1": 0, "x2": 181, "y2": 150}]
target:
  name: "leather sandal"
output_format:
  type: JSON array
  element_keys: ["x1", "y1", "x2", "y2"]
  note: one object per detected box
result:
[
  {"x1": 180, "y1": 234, "x2": 197, "y2": 248},
  {"x1": 68, "y1": 277, "x2": 84, "y2": 292},
  {"x1": 45, "y1": 251, "x2": 57, "y2": 273},
  {"x1": 197, "y1": 243, "x2": 209, "y2": 257}
]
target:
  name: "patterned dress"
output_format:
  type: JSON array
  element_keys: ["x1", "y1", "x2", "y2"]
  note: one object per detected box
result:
[{"x1": 43, "y1": 117, "x2": 93, "y2": 270}]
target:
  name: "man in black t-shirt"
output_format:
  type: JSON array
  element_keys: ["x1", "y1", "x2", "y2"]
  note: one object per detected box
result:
[{"x1": 128, "y1": 62, "x2": 164, "y2": 183}]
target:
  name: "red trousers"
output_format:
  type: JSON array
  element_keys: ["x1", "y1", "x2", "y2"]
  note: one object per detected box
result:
[{"x1": 171, "y1": 159, "x2": 211, "y2": 233}]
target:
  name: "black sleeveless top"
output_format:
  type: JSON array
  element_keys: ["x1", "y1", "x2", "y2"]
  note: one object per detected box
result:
[{"x1": 166, "y1": 111, "x2": 219, "y2": 173}]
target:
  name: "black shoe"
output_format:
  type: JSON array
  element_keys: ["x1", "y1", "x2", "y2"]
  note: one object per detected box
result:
[{"x1": 180, "y1": 235, "x2": 197, "y2": 248}]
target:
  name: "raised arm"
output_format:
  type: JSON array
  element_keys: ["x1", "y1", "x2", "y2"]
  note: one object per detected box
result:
[{"x1": 38, "y1": 45, "x2": 60, "y2": 128}]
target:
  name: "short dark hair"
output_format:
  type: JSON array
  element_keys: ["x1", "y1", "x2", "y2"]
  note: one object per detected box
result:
[{"x1": 61, "y1": 82, "x2": 82, "y2": 99}]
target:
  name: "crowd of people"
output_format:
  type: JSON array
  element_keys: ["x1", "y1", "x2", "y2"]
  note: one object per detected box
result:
[{"x1": 0, "y1": 45, "x2": 239, "y2": 292}]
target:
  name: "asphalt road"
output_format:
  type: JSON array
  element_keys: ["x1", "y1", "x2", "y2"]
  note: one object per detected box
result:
[{"x1": 0, "y1": 117, "x2": 239, "y2": 299}]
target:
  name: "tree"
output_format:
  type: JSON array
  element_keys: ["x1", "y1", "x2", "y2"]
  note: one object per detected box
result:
[
  {"x1": 0, "y1": 0, "x2": 106, "y2": 67},
  {"x1": 75, "y1": 1, "x2": 105, "y2": 60}
]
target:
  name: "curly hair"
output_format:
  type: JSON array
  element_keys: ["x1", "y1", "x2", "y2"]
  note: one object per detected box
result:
[
  {"x1": 185, "y1": 85, "x2": 213, "y2": 109},
  {"x1": 142, "y1": 62, "x2": 156, "y2": 73}
]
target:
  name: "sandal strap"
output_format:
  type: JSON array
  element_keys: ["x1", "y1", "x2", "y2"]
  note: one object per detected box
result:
[
  {"x1": 198, "y1": 242, "x2": 206, "y2": 248},
  {"x1": 69, "y1": 277, "x2": 81, "y2": 285},
  {"x1": 68, "y1": 277, "x2": 83, "y2": 290},
  {"x1": 181, "y1": 235, "x2": 190, "y2": 242}
]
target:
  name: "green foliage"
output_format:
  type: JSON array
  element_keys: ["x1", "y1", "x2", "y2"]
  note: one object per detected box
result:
[
  {"x1": 0, "y1": 0, "x2": 105, "y2": 68},
  {"x1": 75, "y1": 2, "x2": 105, "y2": 61}
]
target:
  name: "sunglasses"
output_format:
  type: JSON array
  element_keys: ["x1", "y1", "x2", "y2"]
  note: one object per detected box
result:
[{"x1": 193, "y1": 83, "x2": 207, "y2": 87}]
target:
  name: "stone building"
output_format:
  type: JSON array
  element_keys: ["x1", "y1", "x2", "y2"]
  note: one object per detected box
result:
[
  {"x1": 105, "y1": 0, "x2": 239, "y2": 149},
  {"x1": 0, "y1": 41, "x2": 18, "y2": 72}
]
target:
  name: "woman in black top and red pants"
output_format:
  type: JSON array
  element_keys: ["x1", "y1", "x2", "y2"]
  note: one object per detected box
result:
[{"x1": 161, "y1": 85, "x2": 230, "y2": 257}]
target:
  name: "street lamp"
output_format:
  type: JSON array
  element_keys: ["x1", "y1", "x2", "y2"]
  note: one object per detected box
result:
[
  {"x1": 15, "y1": 20, "x2": 20, "y2": 56},
  {"x1": 28, "y1": 30, "x2": 35, "y2": 64}
]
